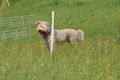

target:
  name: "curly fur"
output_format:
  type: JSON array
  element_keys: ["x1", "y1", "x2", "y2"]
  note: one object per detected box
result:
[{"x1": 36, "y1": 21, "x2": 84, "y2": 50}]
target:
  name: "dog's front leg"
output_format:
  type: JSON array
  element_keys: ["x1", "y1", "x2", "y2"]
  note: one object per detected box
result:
[{"x1": 44, "y1": 41, "x2": 50, "y2": 52}]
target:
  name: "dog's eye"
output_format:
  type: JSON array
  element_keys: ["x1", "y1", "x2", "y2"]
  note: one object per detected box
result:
[{"x1": 41, "y1": 26, "x2": 44, "y2": 29}]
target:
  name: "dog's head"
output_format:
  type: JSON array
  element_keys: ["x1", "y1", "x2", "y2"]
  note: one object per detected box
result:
[{"x1": 36, "y1": 21, "x2": 51, "y2": 38}]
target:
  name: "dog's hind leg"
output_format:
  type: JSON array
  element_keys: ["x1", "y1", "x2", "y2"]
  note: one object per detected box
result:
[{"x1": 69, "y1": 37, "x2": 78, "y2": 46}]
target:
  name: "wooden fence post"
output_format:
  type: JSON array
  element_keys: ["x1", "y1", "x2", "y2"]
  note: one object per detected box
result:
[
  {"x1": 22, "y1": 16, "x2": 24, "y2": 28},
  {"x1": 3, "y1": 32, "x2": 6, "y2": 40},
  {"x1": 10, "y1": 18, "x2": 12, "y2": 28}
]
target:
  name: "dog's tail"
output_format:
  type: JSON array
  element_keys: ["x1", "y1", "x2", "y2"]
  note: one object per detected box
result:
[{"x1": 77, "y1": 29, "x2": 84, "y2": 41}]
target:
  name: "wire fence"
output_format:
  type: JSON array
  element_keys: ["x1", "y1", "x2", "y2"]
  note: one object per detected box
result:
[
  {"x1": 0, "y1": 28, "x2": 31, "y2": 41},
  {"x1": 0, "y1": 14, "x2": 36, "y2": 41},
  {"x1": 0, "y1": 14, "x2": 35, "y2": 31}
]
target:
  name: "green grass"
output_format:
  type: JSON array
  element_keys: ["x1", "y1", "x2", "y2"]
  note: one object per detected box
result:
[
  {"x1": 0, "y1": 35, "x2": 120, "y2": 80},
  {"x1": 2, "y1": 0, "x2": 120, "y2": 38},
  {"x1": 0, "y1": 0, "x2": 120, "y2": 80}
]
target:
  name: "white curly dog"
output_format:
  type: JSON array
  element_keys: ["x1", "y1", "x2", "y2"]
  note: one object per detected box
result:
[{"x1": 36, "y1": 21, "x2": 84, "y2": 50}]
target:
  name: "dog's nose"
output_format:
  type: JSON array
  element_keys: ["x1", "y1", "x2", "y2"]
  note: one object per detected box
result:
[
  {"x1": 38, "y1": 30, "x2": 41, "y2": 33},
  {"x1": 38, "y1": 30, "x2": 44, "y2": 33}
]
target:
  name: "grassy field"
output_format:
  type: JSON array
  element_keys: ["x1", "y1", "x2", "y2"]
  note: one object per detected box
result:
[
  {"x1": 2, "y1": 0, "x2": 120, "y2": 38},
  {"x1": 0, "y1": 35, "x2": 120, "y2": 80},
  {"x1": 0, "y1": 0, "x2": 120, "y2": 80}
]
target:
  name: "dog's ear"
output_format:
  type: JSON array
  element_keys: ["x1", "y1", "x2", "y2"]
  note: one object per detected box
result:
[
  {"x1": 35, "y1": 21, "x2": 42, "y2": 25},
  {"x1": 44, "y1": 21, "x2": 50, "y2": 27},
  {"x1": 35, "y1": 21, "x2": 40, "y2": 25}
]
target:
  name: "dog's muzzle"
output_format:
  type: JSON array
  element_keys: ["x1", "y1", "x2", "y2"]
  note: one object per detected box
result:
[
  {"x1": 38, "y1": 30, "x2": 44, "y2": 33},
  {"x1": 38, "y1": 30, "x2": 44, "y2": 38}
]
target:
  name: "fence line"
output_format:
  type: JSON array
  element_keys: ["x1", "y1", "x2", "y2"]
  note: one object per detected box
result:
[
  {"x1": 0, "y1": 28, "x2": 31, "y2": 41},
  {"x1": 0, "y1": 14, "x2": 36, "y2": 30}
]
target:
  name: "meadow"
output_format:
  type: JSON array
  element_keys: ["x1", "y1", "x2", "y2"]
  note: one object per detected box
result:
[{"x1": 0, "y1": 0, "x2": 120, "y2": 80}]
